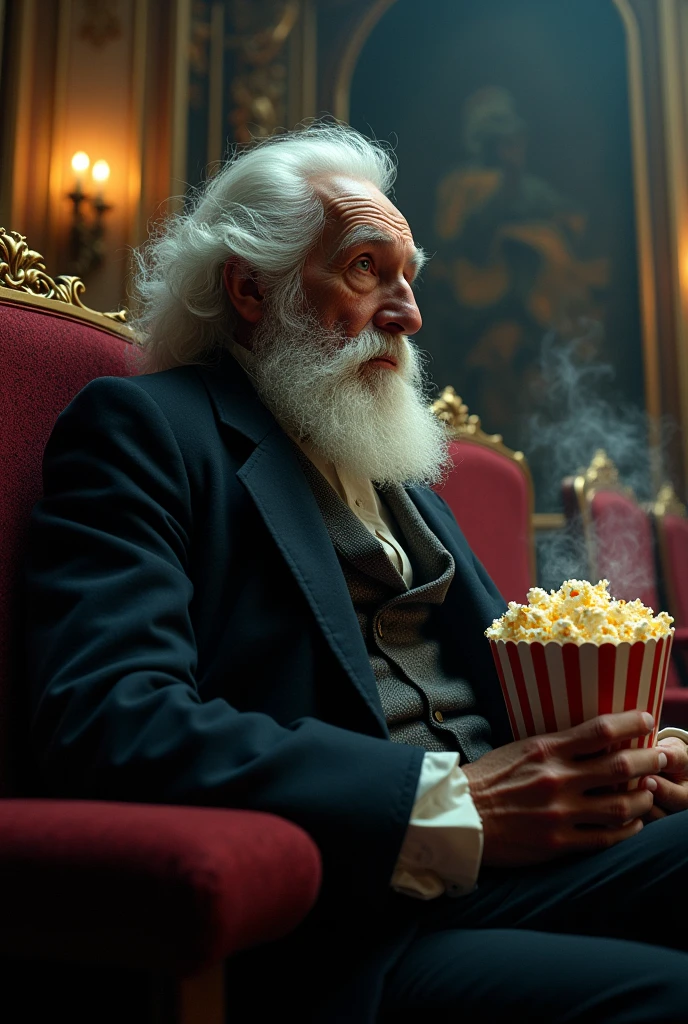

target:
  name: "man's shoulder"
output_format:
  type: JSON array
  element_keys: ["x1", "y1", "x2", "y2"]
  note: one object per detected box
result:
[
  {"x1": 49, "y1": 363, "x2": 226, "y2": 477},
  {"x1": 77, "y1": 356, "x2": 237, "y2": 431},
  {"x1": 406, "y1": 483, "x2": 461, "y2": 535},
  {"x1": 64, "y1": 353, "x2": 272, "y2": 470},
  {"x1": 75, "y1": 361, "x2": 204, "y2": 403},
  {"x1": 117, "y1": 361, "x2": 210, "y2": 407}
]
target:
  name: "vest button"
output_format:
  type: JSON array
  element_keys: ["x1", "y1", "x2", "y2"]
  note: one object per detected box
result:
[
  {"x1": 433, "y1": 710, "x2": 444, "y2": 723},
  {"x1": 376, "y1": 620, "x2": 384, "y2": 639}
]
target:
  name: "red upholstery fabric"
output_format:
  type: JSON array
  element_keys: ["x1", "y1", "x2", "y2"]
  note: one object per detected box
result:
[
  {"x1": 661, "y1": 515, "x2": 688, "y2": 627},
  {"x1": 590, "y1": 490, "x2": 682, "y2": 692},
  {"x1": 0, "y1": 300, "x2": 139, "y2": 793},
  {"x1": 665, "y1": 627, "x2": 688, "y2": 709},
  {"x1": 0, "y1": 297, "x2": 322, "y2": 982},
  {"x1": 0, "y1": 800, "x2": 321, "y2": 973},
  {"x1": 659, "y1": 518, "x2": 688, "y2": 693},
  {"x1": 589, "y1": 490, "x2": 659, "y2": 610},
  {"x1": 659, "y1": 687, "x2": 688, "y2": 728},
  {"x1": 434, "y1": 439, "x2": 532, "y2": 604}
]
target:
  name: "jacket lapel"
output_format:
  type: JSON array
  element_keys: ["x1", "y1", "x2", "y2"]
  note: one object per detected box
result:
[
  {"x1": 196, "y1": 354, "x2": 389, "y2": 735},
  {"x1": 195, "y1": 352, "x2": 512, "y2": 746},
  {"x1": 296, "y1": 451, "x2": 406, "y2": 593},
  {"x1": 383, "y1": 484, "x2": 453, "y2": 590}
]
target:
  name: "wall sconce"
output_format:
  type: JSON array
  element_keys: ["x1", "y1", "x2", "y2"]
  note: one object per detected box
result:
[{"x1": 67, "y1": 151, "x2": 112, "y2": 276}]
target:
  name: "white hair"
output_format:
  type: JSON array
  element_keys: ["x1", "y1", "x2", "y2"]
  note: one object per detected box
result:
[{"x1": 130, "y1": 121, "x2": 397, "y2": 371}]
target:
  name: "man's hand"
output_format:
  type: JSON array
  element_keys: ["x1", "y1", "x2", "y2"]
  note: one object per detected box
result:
[
  {"x1": 462, "y1": 711, "x2": 666, "y2": 867},
  {"x1": 643, "y1": 736, "x2": 688, "y2": 822}
]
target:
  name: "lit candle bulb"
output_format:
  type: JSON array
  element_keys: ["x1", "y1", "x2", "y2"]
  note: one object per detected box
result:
[
  {"x1": 71, "y1": 151, "x2": 90, "y2": 194},
  {"x1": 91, "y1": 159, "x2": 110, "y2": 203}
]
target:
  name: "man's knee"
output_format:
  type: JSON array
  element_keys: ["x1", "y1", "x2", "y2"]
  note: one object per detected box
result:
[{"x1": 379, "y1": 929, "x2": 688, "y2": 1022}]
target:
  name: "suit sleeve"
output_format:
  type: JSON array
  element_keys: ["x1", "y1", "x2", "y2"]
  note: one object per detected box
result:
[{"x1": 25, "y1": 377, "x2": 424, "y2": 910}]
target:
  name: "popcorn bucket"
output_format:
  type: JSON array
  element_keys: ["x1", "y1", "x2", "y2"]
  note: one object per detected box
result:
[{"x1": 489, "y1": 632, "x2": 675, "y2": 789}]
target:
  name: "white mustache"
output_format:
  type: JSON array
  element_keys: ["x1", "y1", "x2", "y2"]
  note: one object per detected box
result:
[{"x1": 320, "y1": 329, "x2": 407, "y2": 377}]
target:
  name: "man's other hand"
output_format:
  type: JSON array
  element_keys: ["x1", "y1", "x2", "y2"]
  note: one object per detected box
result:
[
  {"x1": 462, "y1": 711, "x2": 665, "y2": 867},
  {"x1": 642, "y1": 736, "x2": 688, "y2": 822}
]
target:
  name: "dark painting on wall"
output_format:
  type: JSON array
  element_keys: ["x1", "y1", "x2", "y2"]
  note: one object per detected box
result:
[{"x1": 349, "y1": 0, "x2": 643, "y2": 511}]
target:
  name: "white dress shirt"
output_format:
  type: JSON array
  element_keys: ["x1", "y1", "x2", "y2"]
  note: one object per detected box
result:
[{"x1": 294, "y1": 438, "x2": 485, "y2": 900}]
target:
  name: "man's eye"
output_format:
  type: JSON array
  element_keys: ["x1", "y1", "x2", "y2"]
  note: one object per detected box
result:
[{"x1": 354, "y1": 258, "x2": 371, "y2": 272}]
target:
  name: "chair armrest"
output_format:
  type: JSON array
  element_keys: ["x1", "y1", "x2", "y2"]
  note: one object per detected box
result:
[{"x1": 0, "y1": 800, "x2": 321, "y2": 973}]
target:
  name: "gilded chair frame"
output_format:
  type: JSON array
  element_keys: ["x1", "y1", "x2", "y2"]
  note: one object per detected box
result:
[
  {"x1": 0, "y1": 229, "x2": 230, "y2": 1023},
  {"x1": 0, "y1": 227, "x2": 134, "y2": 342},
  {"x1": 431, "y1": 385, "x2": 537, "y2": 585}
]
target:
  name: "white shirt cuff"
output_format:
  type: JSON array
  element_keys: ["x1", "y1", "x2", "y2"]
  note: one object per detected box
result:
[
  {"x1": 391, "y1": 751, "x2": 483, "y2": 901},
  {"x1": 657, "y1": 726, "x2": 688, "y2": 744}
]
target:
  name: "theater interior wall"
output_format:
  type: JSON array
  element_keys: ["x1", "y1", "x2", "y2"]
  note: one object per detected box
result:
[{"x1": 1, "y1": 0, "x2": 688, "y2": 513}]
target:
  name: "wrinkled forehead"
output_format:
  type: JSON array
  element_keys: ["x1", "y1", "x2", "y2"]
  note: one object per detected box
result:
[{"x1": 310, "y1": 174, "x2": 414, "y2": 254}]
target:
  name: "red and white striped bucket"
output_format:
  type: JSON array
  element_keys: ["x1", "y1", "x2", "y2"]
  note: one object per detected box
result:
[{"x1": 490, "y1": 633, "x2": 674, "y2": 785}]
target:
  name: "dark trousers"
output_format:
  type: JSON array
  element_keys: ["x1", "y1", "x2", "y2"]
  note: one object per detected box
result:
[{"x1": 379, "y1": 810, "x2": 688, "y2": 1022}]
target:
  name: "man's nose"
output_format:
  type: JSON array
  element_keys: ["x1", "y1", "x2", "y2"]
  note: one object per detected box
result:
[{"x1": 371, "y1": 285, "x2": 423, "y2": 336}]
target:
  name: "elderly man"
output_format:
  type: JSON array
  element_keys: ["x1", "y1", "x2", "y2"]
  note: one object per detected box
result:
[{"x1": 26, "y1": 123, "x2": 688, "y2": 1022}]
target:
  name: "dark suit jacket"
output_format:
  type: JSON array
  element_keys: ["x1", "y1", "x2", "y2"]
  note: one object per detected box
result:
[{"x1": 25, "y1": 350, "x2": 511, "y2": 1020}]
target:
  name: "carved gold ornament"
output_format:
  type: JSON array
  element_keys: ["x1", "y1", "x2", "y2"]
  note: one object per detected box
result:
[
  {"x1": 227, "y1": 0, "x2": 300, "y2": 142},
  {"x1": 652, "y1": 481, "x2": 687, "y2": 518},
  {"x1": 0, "y1": 228, "x2": 127, "y2": 323},
  {"x1": 430, "y1": 385, "x2": 528, "y2": 464},
  {"x1": 578, "y1": 448, "x2": 634, "y2": 501},
  {"x1": 430, "y1": 385, "x2": 470, "y2": 429}
]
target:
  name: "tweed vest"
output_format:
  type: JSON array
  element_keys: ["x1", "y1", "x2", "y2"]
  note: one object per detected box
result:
[{"x1": 298, "y1": 454, "x2": 493, "y2": 762}]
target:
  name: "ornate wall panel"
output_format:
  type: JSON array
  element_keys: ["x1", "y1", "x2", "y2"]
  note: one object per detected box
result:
[
  {"x1": 179, "y1": 0, "x2": 317, "y2": 191},
  {"x1": 317, "y1": 0, "x2": 688, "y2": 507},
  {"x1": 0, "y1": 0, "x2": 178, "y2": 311}
]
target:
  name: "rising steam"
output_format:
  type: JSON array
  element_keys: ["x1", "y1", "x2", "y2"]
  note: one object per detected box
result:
[{"x1": 524, "y1": 325, "x2": 675, "y2": 595}]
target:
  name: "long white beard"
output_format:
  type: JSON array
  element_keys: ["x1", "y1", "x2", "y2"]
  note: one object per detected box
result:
[{"x1": 244, "y1": 304, "x2": 450, "y2": 486}]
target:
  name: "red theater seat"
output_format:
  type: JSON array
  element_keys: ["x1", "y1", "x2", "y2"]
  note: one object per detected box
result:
[
  {"x1": 431, "y1": 386, "x2": 535, "y2": 604},
  {"x1": 652, "y1": 484, "x2": 688, "y2": 685},
  {"x1": 562, "y1": 450, "x2": 688, "y2": 728},
  {"x1": 0, "y1": 230, "x2": 321, "y2": 1021}
]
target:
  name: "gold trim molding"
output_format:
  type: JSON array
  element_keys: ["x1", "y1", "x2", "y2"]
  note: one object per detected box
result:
[
  {"x1": 0, "y1": 228, "x2": 127, "y2": 323},
  {"x1": 532, "y1": 512, "x2": 566, "y2": 531},
  {"x1": 333, "y1": 0, "x2": 397, "y2": 123},
  {"x1": 657, "y1": 0, "x2": 688, "y2": 492},
  {"x1": 612, "y1": 0, "x2": 662, "y2": 435}
]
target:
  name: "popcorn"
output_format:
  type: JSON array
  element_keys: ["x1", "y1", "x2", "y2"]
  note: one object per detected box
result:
[
  {"x1": 485, "y1": 579, "x2": 673, "y2": 645},
  {"x1": 486, "y1": 581, "x2": 675, "y2": 769}
]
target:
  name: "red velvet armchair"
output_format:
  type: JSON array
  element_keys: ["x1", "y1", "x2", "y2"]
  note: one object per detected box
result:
[
  {"x1": 0, "y1": 230, "x2": 321, "y2": 1021},
  {"x1": 431, "y1": 387, "x2": 535, "y2": 604},
  {"x1": 651, "y1": 483, "x2": 688, "y2": 685},
  {"x1": 561, "y1": 450, "x2": 688, "y2": 728}
]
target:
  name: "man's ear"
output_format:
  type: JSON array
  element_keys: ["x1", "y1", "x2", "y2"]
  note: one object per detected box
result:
[{"x1": 222, "y1": 261, "x2": 265, "y2": 324}]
